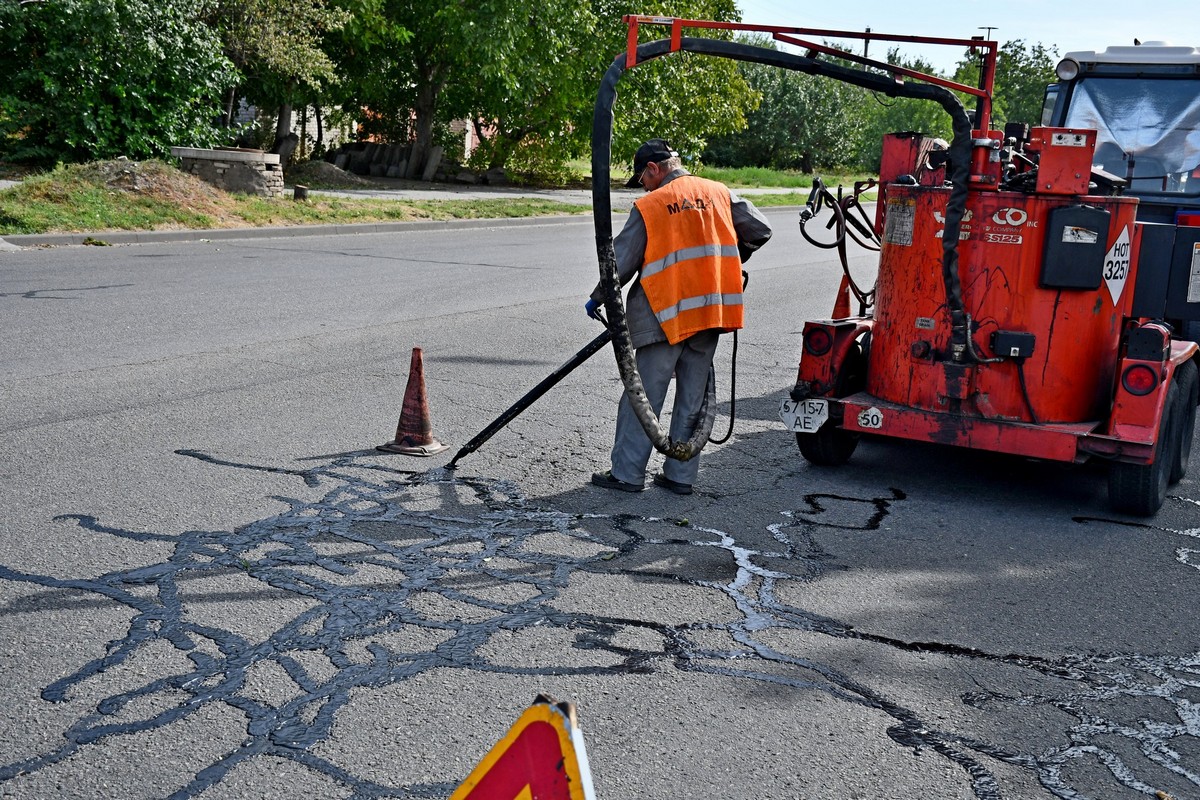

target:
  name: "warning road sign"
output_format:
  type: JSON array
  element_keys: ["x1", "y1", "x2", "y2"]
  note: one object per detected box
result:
[{"x1": 450, "y1": 696, "x2": 596, "y2": 800}]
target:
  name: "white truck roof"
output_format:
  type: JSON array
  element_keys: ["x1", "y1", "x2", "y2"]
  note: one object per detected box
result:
[{"x1": 1063, "y1": 44, "x2": 1200, "y2": 65}]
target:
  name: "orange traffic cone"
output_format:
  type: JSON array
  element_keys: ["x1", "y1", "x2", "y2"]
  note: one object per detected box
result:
[
  {"x1": 377, "y1": 347, "x2": 449, "y2": 456},
  {"x1": 831, "y1": 274, "x2": 851, "y2": 319}
]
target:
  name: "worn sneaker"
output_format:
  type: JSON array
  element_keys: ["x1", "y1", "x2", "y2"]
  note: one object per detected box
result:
[
  {"x1": 591, "y1": 470, "x2": 644, "y2": 492},
  {"x1": 652, "y1": 473, "x2": 693, "y2": 495}
]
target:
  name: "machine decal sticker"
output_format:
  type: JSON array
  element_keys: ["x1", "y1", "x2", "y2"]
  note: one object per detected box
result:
[
  {"x1": 1186, "y1": 242, "x2": 1200, "y2": 304},
  {"x1": 1104, "y1": 225, "x2": 1132, "y2": 305},
  {"x1": 1062, "y1": 226, "x2": 1099, "y2": 244},
  {"x1": 884, "y1": 199, "x2": 915, "y2": 246},
  {"x1": 915, "y1": 317, "x2": 936, "y2": 330}
]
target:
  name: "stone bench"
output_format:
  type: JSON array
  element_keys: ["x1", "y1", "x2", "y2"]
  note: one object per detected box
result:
[{"x1": 171, "y1": 147, "x2": 284, "y2": 197}]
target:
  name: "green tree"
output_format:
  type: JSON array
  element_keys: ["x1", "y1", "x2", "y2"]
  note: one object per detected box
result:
[
  {"x1": 456, "y1": 0, "x2": 756, "y2": 177},
  {"x1": 953, "y1": 39, "x2": 1058, "y2": 128},
  {"x1": 594, "y1": 0, "x2": 757, "y2": 172},
  {"x1": 324, "y1": 0, "x2": 413, "y2": 142},
  {"x1": 703, "y1": 36, "x2": 864, "y2": 171},
  {"x1": 328, "y1": 0, "x2": 755, "y2": 179},
  {"x1": 850, "y1": 49, "x2": 956, "y2": 171},
  {"x1": 451, "y1": 0, "x2": 600, "y2": 173},
  {"x1": 0, "y1": 0, "x2": 236, "y2": 163},
  {"x1": 328, "y1": 0, "x2": 482, "y2": 176},
  {"x1": 212, "y1": 0, "x2": 348, "y2": 146}
]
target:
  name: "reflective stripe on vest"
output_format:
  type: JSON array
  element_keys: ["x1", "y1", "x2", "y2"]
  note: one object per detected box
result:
[
  {"x1": 642, "y1": 243, "x2": 742, "y2": 280},
  {"x1": 655, "y1": 292, "x2": 744, "y2": 324},
  {"x1": 635, "y1": 175, "x2": 743, "y2": 345}
]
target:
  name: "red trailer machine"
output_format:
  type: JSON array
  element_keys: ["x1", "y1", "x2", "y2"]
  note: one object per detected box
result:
[
  {"x1": 592, "y1": 18, "x2": 1197, "y2": 515},
  {"x1": 785, "y1": 126, "x2": 1198, "y2": 515}
]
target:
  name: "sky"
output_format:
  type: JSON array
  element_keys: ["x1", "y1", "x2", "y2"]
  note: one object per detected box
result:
[{"x1": 734, "y1": 0, "x2": 1199, "y2": 74}]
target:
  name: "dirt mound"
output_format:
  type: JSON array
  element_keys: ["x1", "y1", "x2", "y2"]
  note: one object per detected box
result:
[
  {"x1": 285, "y1": 159, "x2": 374, "y2": 189},
  {"x1": 9, "y1": 159, "x2": 260, "y2": 228},
  {"x1": 71, "y1": 159, "x2": 226, "y2": 205}
]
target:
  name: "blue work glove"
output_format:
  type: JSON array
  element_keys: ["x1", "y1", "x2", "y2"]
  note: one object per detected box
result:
[{"x1": 585, "y1": 298, "x2": 601, "y2": 320}]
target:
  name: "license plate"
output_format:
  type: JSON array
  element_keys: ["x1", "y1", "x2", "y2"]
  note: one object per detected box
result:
[{"x1": 779, "y1": 397, "x2": 829, "y2": 432}]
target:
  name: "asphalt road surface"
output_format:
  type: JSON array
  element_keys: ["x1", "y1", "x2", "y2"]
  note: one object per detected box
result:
[{"x1": 2, "y1": 208, "x2": 1199, "y2": 800}]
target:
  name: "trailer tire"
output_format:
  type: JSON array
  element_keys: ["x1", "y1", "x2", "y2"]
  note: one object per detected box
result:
[
  {"x1": 796, "y1": 341, "x2": 866, "y2": 466},
  {"x1": 1108, "y1": 380, "x2": 1180, "y2": 516},
  {"x1": 796, "y1": 423, "x2": 860, "y2": 465},
  {"x1": 1180, "y1": 320, "x2": 1200, "y2": 345},
  {"x1": 1171, "y1": 358, "x2": 1198, "y2": 484}
]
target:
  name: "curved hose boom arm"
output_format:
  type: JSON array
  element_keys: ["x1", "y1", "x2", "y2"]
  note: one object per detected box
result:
[{"x1": 591, "y1": 34, "x2": 973, "y2": 462}]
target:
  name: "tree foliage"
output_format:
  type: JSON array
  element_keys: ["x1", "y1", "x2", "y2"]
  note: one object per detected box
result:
[
  {"x1": 953, "y1": 39, "x2": 1058, "y2": 128},
  {"x1": 593, "y1": 0, "x2": 756, "y2": 173},
  {"x1": 0, "y1": 0, "x2": 236, "y2": 163},
  {"x1": 213, "y1": 0, "x2": 348, "y2": 137},
  {"x1": 454, "y1": 0, "x2": 600, "y2": 172},
  {"x1": 329, "y1": 0, "x2": 523, "y2": 175},
  {"x1": 848, "y1": 50, "x2": 957, "y2": 171},
  {"x1": 703, "y1": 36, "x2": 864, "y2": 172},
  {"x1": 701, "y1": 38, "x2": 1058, "y2": 173},
  {"x1": 330, "y1": 0, "x2": 757, "y2": 178},
  {"x1": 0, "y1": 0, "x2": 1059, "y2": 177}
]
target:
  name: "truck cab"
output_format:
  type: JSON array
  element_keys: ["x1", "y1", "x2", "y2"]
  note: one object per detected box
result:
[
  {"x1": 1042, "y1": 43, "x2": 1200, "y2": 225},
  {"x1": 1043, "y1": 43, "x2": 1200, "y2": 337}
]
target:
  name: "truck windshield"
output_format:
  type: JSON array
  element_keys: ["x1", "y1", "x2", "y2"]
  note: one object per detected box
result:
[{"x1": 1064, "y1": 76, "x2": 1200, "y2": 194}]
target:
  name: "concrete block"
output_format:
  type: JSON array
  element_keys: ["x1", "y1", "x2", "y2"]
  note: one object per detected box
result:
[{"x1": 421, "y1": 146, "x2": 444, "y2": 181}]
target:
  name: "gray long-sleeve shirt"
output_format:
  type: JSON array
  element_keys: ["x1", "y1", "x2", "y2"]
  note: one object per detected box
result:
[{"x1": 592, "y1": 169, "x2": 773, "y2": 348}]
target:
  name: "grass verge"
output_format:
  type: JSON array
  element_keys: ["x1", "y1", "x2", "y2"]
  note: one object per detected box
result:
[
  {"x1": 693, "y1": 164, "x2": 874, "y2": 189},
  {"x1": 0, "y1": 160, "x2": 590, "y2": 236},
  {"x1": 0, "y1": 159, "x2": 872, "y2": 236}
]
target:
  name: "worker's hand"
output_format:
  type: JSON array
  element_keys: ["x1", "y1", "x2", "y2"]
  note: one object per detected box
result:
[{"x1": 585, "y1": 298, "x2": 601, "y2": 320}]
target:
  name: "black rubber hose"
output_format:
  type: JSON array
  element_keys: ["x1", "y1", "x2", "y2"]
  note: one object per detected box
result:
[{"x1": 591, "y1": 36, "x2": 973, "y2": 460}]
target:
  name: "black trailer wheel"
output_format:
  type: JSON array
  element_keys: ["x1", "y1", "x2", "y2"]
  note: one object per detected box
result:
[
  {"x1": 1170, "y1": 358, "x2": 1198, "y2": 484},
  {"x1": 1108, "y1": 380, "x2": 1180, "y2": 516},
  {"x1": 797, "y1": 423, "x2": 860, "y2": 465},
  {"x1": 796, "y1": 341, "x2": 866, "y2": 466},
  {"x1": 1180, "y1": 320, "x2": 1200, "y2": 346}
]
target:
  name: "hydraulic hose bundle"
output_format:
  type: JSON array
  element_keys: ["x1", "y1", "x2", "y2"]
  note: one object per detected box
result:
[{"x1": 799, "y1": 178, "x2": 881, "y2": 315}]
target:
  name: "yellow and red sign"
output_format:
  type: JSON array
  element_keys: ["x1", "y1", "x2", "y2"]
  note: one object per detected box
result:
[{"x1": 450, "y1": 697, "x2": 595, "y2": 800}]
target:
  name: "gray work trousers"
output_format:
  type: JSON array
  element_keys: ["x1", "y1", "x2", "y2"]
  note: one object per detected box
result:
[{"x1": 610, "y1": 330, "x2": 720, "y2": 486}]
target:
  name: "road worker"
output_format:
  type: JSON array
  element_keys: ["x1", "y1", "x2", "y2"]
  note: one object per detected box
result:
[{"x1": 586, "y1": 138, "x2": 773, "y2": 495}]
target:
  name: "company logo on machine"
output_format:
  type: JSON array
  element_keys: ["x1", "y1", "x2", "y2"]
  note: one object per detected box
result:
[
  {"x1": 1104, "y1": 225, "x2": 1133, "y2": 305},
  {"x1": 932, "y1": 208, "x2": 972, "y2": 240},
  {"x1": 933, "y1": 209, "x2": 973, "y2": 224},
  {"x1": 991, "y1": 207, "x2": 1028, "y2": 227}
]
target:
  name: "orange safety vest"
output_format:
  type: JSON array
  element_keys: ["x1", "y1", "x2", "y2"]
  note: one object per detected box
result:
[{"x1": 635, "y1": 175, "x2": 744, "y2": 345}]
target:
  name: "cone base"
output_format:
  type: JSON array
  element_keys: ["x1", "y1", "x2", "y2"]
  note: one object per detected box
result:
[{"x1": 377, "y1": 438, "x2": 450, "y2": 457}]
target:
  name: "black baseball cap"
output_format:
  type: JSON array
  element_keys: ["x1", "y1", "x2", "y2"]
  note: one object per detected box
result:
[{"x1": 626, "y1": 138, "x2": 678, "y2": 188}]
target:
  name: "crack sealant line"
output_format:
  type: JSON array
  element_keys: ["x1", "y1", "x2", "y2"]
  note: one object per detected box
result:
[{"x1": 1, "y1": 452, "x2": 1196, "y2": 799}]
